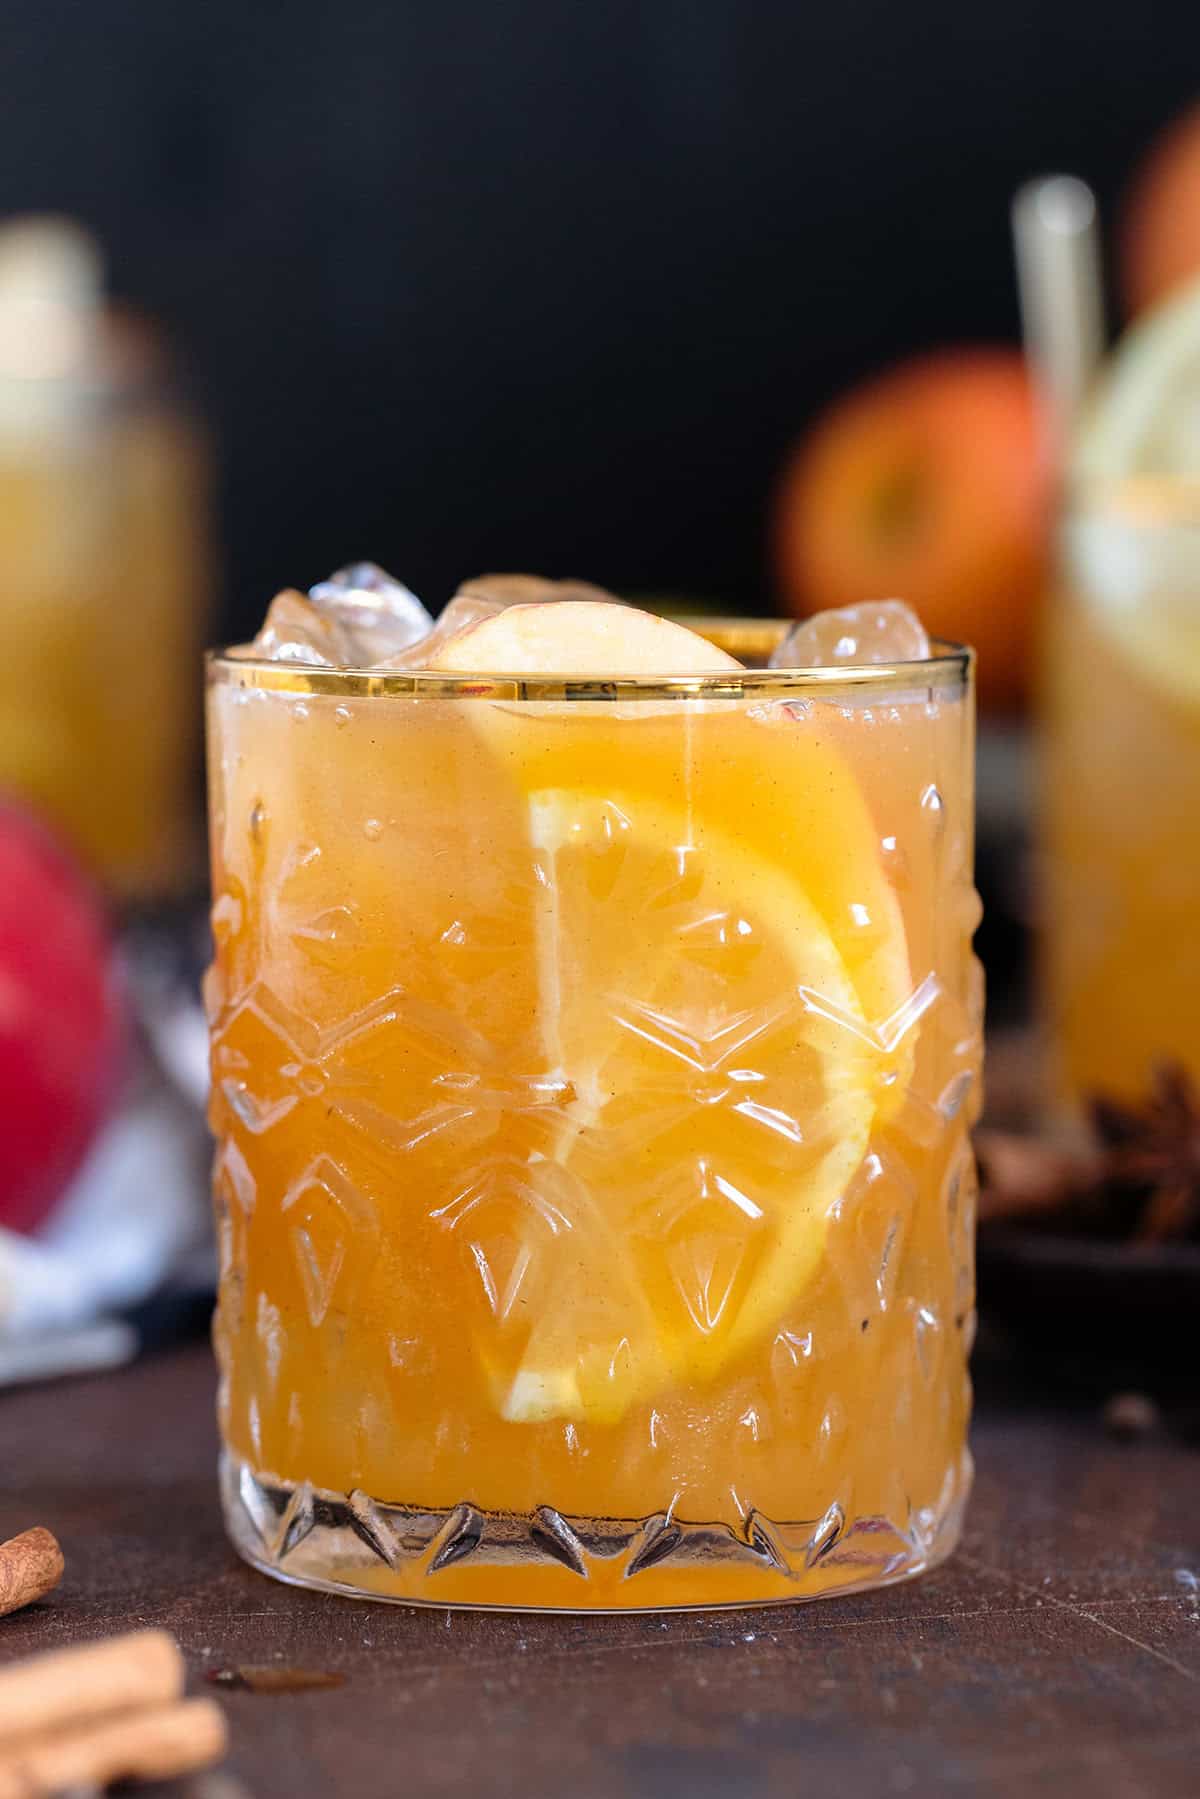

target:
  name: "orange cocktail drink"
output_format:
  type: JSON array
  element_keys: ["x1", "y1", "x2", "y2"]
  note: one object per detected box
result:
[
  {"x1": 1042, "y1": 485, "x2": 1200, "y2": 1107},
  {"x1": 207, "y1": 592, "x2": 979, "y2": 1610}
]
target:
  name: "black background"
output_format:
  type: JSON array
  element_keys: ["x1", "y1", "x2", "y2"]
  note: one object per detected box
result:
[{"x1": 5, "y1": 1, "x2": 1198, "y2": 635}]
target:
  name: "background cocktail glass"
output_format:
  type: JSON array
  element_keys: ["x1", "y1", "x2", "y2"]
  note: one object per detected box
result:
[{"x1": 1041, "y1": 482, "x2": 1200, "y2": 1109}]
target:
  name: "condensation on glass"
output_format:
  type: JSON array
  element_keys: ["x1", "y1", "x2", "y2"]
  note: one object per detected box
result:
[{"x1": 205, "y1": 626, "x2": 981, "y2": 1611}]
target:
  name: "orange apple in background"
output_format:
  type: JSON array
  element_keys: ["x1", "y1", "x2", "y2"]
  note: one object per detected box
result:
[
  {"x1": 773, "y1": 349, "x2": 1051, "y2": 713},
  {"x1": 1121, "y1": 99, "x2": 1200, "y2": 317}
]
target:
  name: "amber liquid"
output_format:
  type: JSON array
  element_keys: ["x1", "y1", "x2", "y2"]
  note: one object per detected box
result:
[
  {"x1": 207, "y1": 667, "x2": 979, "y2": 1609},
  {"x1": 0, "y1": 410, "x2": 207, "y2": 899},
  {"x1": 1041, "y1": 515, "x2": 1200, "y2": 1107}
]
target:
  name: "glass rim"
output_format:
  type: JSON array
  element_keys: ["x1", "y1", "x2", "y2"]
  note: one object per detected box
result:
[{"x1": 206, "y1": 618, "x2": 973, "y2": 703}]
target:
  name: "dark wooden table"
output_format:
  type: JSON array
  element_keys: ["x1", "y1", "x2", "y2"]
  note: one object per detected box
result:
[{"x1": 4, "y1": 1345, "x2": 1197, "y2": 1798}]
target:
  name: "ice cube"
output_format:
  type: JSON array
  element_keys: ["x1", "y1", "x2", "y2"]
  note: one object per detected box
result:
[
  {"x1": 380, "y1": 591, "x2": 505, "y2": 670},
  {"x1": 381, "y1": 574, "x2": 622, "y2": 669},
  {"x1": 770, "y1": 601, "x2": 931, "y2": 669},
  {"x1": 308, "y1": 562, "x2": 433, "y2": 662},
  {"x1": 251, "y1": 590, "x2": 351, "y2": 665}
]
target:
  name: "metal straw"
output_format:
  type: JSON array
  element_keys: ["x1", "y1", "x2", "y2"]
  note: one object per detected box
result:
[{"x1": 1011, "y1": 175, "x2": 1106, "y2": 468}]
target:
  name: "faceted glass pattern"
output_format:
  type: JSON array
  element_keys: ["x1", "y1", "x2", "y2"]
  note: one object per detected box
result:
[{"x1": 206, "y1": 642, "x2": 980, "y2": 1610}]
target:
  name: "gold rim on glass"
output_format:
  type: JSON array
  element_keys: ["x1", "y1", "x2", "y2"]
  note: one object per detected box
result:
[{"x1": 207, "y1": 619, "x2": 972, "y2": 704}]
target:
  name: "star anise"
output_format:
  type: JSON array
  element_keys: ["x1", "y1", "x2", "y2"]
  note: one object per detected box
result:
[
  {"x1": 976, "y1": 1062, "x2": 1200, "y2": 1244},
  {"x1": 1088, "y1": 1063, "x2": 1200, "y2": 1243}
]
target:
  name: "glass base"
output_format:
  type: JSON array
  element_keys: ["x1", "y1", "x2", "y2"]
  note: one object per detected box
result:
[{"x1": 220, "y1": 1449, "x2": 971, "y2": 1613}]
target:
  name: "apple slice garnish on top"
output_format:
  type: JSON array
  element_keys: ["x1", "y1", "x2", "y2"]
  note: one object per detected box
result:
[{"x1": 425, "y1": 600, "x2": 741, "y2": 676}]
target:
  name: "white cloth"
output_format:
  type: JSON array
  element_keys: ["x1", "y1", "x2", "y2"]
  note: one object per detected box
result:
[{"x1": 0, "y1": 1085, "x2": 205, "y2": 1341}]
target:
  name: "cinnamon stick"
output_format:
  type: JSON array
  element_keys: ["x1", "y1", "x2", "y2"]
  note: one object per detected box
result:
[
  {"x1": 975, "y1": 1127, "x2": 1096, "y2": 1223},
  {"x1": 0, "y1": 1628, "x2": 182, "y2": 1742},
  {"x1": 0, "y1": 1533, "x2": 62, "y2": 1621},
  {"x1": 0, "y1": 1696, "x2": 227, "y2": 1799}
]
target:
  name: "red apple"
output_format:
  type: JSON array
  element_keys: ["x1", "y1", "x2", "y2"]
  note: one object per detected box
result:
[
  {"x1": 0, "y1": 801, "x2": 126, "y2": 1236},
  {"x1": 773, "y1": 349, "x2": 1051, "y2": 712},
  {"x1": 1121, "y1": 100, "x2": 1200, "y2": 317}
]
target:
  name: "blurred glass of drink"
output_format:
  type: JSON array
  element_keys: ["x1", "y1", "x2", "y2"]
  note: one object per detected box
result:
[
  {"x1": 0, "y1": 216, "x2": 209, "y2": 901},
  {"x1": 1042, "y1": 481, "x2": 1200, "y2": 1106}
]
